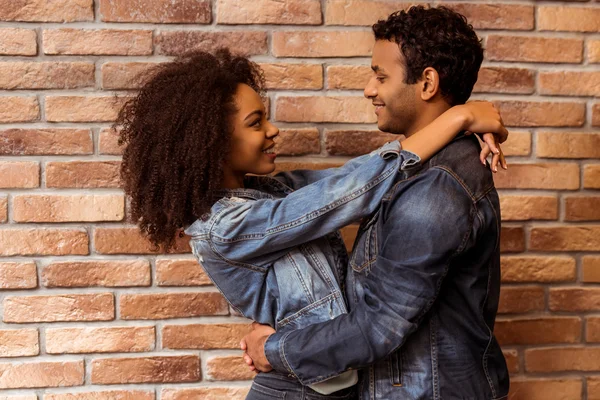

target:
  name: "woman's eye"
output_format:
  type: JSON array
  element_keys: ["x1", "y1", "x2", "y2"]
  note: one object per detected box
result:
[{"x1": 251, "y1": 119, "x2": 261, "y2": 127}]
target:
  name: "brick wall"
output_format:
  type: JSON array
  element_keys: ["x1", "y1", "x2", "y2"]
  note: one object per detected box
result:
[{"x1": 0, "y1": 0, "x2": 598, "y2": 399}]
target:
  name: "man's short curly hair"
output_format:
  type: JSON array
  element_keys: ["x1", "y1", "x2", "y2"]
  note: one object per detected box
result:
[
  {"x1": 373, "y1": 5, "x2": 483, "y2": 105},
  {"x1": 115, "y1": 48, "x2": 265, "y2": 250}
]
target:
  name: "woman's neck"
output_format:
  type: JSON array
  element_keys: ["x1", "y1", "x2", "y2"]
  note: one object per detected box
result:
[{"x1": 221, "y1": 169, "x2": 245, "y2": 189}]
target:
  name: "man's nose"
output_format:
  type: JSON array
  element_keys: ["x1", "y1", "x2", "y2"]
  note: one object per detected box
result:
[{"x1": 364, "y1": 77, "x2": 377, "y2": 99}]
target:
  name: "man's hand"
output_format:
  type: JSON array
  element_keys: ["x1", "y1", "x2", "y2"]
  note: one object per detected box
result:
[{"x1": 240, "y1": 322, "x2": 275, "y2": 373}]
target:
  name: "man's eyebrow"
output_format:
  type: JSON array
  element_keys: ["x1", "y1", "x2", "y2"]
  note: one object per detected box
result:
[
  {"x1": 371, "y1": 65, "x2": 385, "y2": 73},
  {"x1": 244, "y1": 110, "x2": 263, "y2": 121}
]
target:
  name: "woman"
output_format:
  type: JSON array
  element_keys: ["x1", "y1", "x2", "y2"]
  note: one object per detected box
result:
[{"x1": 116, "y1": 49, "x2": 507, "y2": 399}]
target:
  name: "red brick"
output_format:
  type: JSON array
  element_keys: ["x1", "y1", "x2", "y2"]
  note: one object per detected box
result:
[
  {"x1": 46, "y1": 326, "x2": 154, "y2": 354},
  {"x1": 531, "y1": 226, "x2": 600, "y2": 251},
  {"x1": 0, "y1": 0, "x2": 93, "y2": 22},
  {"x1": 94, "y1": 227, "x2": 191, "y2": 254},
  {"x1": 508, "y1": 378, "x2": 583, "y2": 400},
  {"x1": 162, "y1": 323, "x2": 251, "y2": 349},
  {"x1": 526, "y1": 347, "x2": 600, "y2": 372},
  {"x1": 583, "y1": 256, "x2": 600, "y2": 283},
  {"x1": 538, "y1": 132, "x2": 600, "y2": 159},
  {"x1": 0, "y1": 196, "x2": 5, "y2": 223},
  {"x1": 550, "y1": 288, "x2": 600, "y2": 312},
  {"x1": 500, "y1": 226, "x2": 525, "y2": 253},
  {"x1": 0, "y1": 329, "x2": 39, "y2": 357},
  {"x1": 46, "y1": 96, "x2": 128, "y2": 123},
  {"x1": 274, "y1": 128, "x2": 321, "y2": 156},
  {"x1": 0, "y1": 28, "x2": 37, "y2": 55},
  {"x1": 474, "y1": 67, "x2": 535, "y2": 95},
  {"x1": 46, "y1": 161, "x2": 121, "y2": 189},
  {"x1": 100, "y1": 0, "x2": 210, "y2": 23},
  {"x1": 120, "y1": 292, "x2": 228, "y2": 319},
  {"x1": 156, "y1": 31, "x2": 267, "y2": 57},
  {"x1": 325, "y1": 130, "x2": 399, "y2": 156},
  {"x1": 3, "y1": 293, "x2": 114, "y2": 323},
  {"x1": 0, "y1": 62, "x2": 94, "y2": 90},
  {"x1": 0, "y1": 361, "x2": 83, "y2": 389},
  {"x1": 101, "y1": 62, "x2": 158, "y2": 90},
  {"x1": 495, "y1": 317, "x2": 581, "y2": 345},
  {"x1": 206, "y1": 356, "x2": 254, "y2": 381},
  {"x1": 494, "y1": 101, "x2": 585, "y2": 127},
  {"x1": 156, "y1": 259, "x2": 212, "y2": 286},
  {"x1": 43, "y1": 29, "x2": 152, "y2": 55},
  {"x1": 273, "y1": 161, "x2": 344, "y2": 175},
  {"x1": 99, "y1": 128, "x2": 125, "y2": 155},
  {"x1": 13, "y1": 194, "x2": 124, "y2": 223},
  {"x1": 273, "y1": 31, "x2": 374, "y2": 57},
  {"x1": 445, "y1": 3, "x2": 534, "y2": 30},
  {"x1": 0, "y1": 129, "x2": 92, "y2": 155},
  {"x1": 565, "y1": 196, "x2": 600, "y2": 221},
  {"x1": 486, "y1": 35, "x2": 583, "y2": 63},
  {"x1": 260, "y1": 63, "x2": 323, "y2": 90},
  {"x1": 91, "y1": 355, "x2": 200, "y2": 384},
  {"x1": 42, "y1": 260, "x2": 150, "y2": 288},
  {"x1": 500, "y1": 256, "x2": 575, "y2": 283},
  {"x1": 0, "y1": 97, "x2": 39, "y2": 123},
  {"x1": 594, "y1": 104, "x2": 600, "y2": 127},
  {"x1": 590, "y1": 40, "x2": 600, "y2": 63},
  {"x1": 0, "y1": 262, "x2": 37, "y2": 289},
  {"x1": 0, "y1": 229, "x2": 89, "y2": 256},
  {"x1": 45, "y1": 391, "x2": 154, "y2": 400},
  {"x1": 0, "y1": 162, "x2": 39, "y2": 188},
  {"x1": 584, "y1": 164, "x2": 600, "y2": 189},
  {"x1": 327, "y1": 65, "x2": 370, "y2": 90},
  {"x1": 162, "y1": 387, "x2": 249, "y2": 400},
  {"x1": 589, "y1": 377, "x2": 600, "y2": 400},
  {"x1": 539, "y1": 6, "x2": 600, "y2": 32},
  {"x1": 217, "y1": 0, "x2": 321, "y2": 24},
  {"x1": 499, "y1": 195, "x2": 558, "y2": 221},
  {"x1": 277, "y1": 96, "x2": 375, "y2": 123},
  {"x1": 498, "y1": 286, "x2": 545, "y2": 314},
  {"x1": 493, "y1": 163, "x2": 579, "y2": 190},
  {"x1": 503, "y1": 350, "x2": 519, "y2": 374},
  {"x1": 501, "y1": 131, "x2": 531, "y2": 157},
  {"x1": 325, "y1": 1, "x2": 423, "y2": 26},
  {"x1": 587, "y1": 317, "x2": 600, "y2": 342},
  {"x1": 540, "y1": 71, "x2": 600, "y2": 97}
]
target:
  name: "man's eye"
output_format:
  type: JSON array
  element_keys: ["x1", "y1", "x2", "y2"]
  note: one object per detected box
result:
[{"x1": 377, "y1": 76, "x2": 385, "y2": 82}]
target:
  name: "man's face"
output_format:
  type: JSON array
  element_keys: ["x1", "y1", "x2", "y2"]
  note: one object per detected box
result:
[{"x1": 364, "y1": 40, "x2": 420, "y2": 135}]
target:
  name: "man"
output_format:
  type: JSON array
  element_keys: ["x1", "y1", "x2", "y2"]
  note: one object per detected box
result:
[{"x1": 243, "y1": 6, "x2": 510, "y2": 399}]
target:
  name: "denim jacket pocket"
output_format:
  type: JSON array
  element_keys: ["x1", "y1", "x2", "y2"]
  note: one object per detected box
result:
[{"x1": 349, "y1": 209, "x2": 380, "y2": 273}]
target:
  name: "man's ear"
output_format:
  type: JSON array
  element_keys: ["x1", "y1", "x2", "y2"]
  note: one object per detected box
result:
[{"x1": 420, "y1": 67, "x2": 440, "y2": 101}]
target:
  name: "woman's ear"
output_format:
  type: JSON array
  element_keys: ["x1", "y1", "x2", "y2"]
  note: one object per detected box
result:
[{"x1": 420, "y1": 67, "x2": 440, "y2": 101}]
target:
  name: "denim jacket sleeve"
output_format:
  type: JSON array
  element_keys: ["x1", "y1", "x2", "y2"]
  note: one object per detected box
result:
[
  {"x1": 273, "y1": 148, "x2": 420, "y2": 190},
  {"x1": 208, "y1": 141, "x2": 420, "y2": 269},
  {"x1": 263, "y1": 168, "x2": 475, "y2": 384}
]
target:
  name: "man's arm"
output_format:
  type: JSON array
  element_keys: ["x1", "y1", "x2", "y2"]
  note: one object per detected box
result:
[{"x1": 246, "y1": 168, "x2": 474, "y2": 384}]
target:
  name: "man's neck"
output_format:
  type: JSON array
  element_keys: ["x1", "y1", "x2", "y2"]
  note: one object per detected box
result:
[{"x1": 403, "y1": 102, "x2": 452, "y2": 138}]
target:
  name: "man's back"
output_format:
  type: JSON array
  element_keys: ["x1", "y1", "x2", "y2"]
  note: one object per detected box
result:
[{"x1": 347, "y1": 134, "x2": 509, "y2": 399}]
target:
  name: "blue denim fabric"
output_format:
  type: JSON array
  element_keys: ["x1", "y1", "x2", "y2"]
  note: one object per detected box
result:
[
  {"x1": 247, "y1": 371, "x2": 358, "y2": 400},
  {"x1": 264, "y1": 135, "x2": 510, "y2": 400}
]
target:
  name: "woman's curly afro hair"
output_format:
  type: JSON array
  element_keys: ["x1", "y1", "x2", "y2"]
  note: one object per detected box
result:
[
  {"x1": 373, "y1": 5, "x2": 483, "y2": 105},
  {"x1": 115, "y1": 48, "x2": 265, "y2": 251}
]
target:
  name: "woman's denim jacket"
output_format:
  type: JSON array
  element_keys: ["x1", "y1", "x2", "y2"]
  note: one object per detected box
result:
[{"x1": 183, "y1": 141, "x2": 419, "y2": 357}]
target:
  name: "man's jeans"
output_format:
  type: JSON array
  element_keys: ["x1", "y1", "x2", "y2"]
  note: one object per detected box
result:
[{"x1": 247, "y1": 371, "x2": 358, "y2": 400}]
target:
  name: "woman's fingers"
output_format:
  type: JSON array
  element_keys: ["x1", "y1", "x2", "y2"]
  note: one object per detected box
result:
[
  {"x1": 482, "y1": 133, "x2": 500, "y2": 155},
  {"x1": 480, "y1": 143, "x2": 491, "y2": 166}
]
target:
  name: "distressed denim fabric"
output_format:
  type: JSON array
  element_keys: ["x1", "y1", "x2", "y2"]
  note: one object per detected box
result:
[{"x1": 264, "y1": 135, "x2": 510, "y2": 400}]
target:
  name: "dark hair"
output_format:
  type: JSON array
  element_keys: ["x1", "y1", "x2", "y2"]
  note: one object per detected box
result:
[
  {"x1": 115, "y1": 48, "x2": 265, "y2": 251},
  {"x1": 372, "y1": 5, "x2": 483, "y2": 105}
]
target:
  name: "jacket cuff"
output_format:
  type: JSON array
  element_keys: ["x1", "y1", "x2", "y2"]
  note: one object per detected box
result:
[
  {"x1": 264, "y1": 330, "x2": 296, "y2": 376},
  {"x1": 399, "y1": 149, "x2": 421, "y2": 170},
  {"x1": 372, "y1": 140, "x2": 401, "y2": 159}
]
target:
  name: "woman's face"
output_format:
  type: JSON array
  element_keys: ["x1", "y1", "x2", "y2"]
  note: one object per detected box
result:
[{"x1": 225, "y1": 83, "x2": 279, "y2": 182}]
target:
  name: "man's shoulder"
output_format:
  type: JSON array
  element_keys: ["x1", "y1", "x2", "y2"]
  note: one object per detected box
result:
[{"x1": 413, "y1": 135, "x2": 496, "y2": 201}]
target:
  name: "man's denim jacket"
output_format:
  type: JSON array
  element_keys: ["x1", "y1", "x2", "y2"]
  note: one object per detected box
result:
[
  {"x1": 263, "y1": 135, "x2": 510, "y2": 400},
  {"x1": 184, "y1": 142, "x2": 419, "y2": 370}
]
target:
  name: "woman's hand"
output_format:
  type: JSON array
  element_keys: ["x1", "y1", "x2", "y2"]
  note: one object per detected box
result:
[{"x1": 457, "y1": 101, "x2": 508, "y2": 173}]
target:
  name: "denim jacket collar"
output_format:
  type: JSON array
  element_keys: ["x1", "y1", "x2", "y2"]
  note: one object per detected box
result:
[{"x1": 212, "y1": 175, "x2": 293, "y2": 201}]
